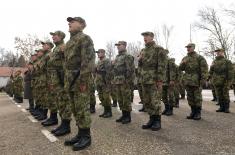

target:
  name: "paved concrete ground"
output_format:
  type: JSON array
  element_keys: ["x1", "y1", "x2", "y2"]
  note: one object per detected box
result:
[{"x1": 0, "y1": 90, "x2": 235, "y2": 155}]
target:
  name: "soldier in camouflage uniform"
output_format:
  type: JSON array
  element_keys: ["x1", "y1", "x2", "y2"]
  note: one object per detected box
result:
[
  {"x1": 137, "y1": 60, "x2": 145, "y2": 112},
  {"x1": 110, "y1": 64, "x2": 118, "y2": 107},
  {"x1": 43, "y1": 31, "x2": 71, "y2": 136},
  {"x1": 232, "y1": 63, "x2": 235, "y2": 103},
  {"x1": 113, "y1": 41, "x2": 135, "y2": 124},
  {"x1": 34, "y1": 41, "x2": 54, "y2": 121},
  {"x1": 13, "y1": 70, "x2": 23, "y2": 103},
  {"x1": 162, "y1": 56, "x2": 178, "y2": 116},
  {"x1": 89, "y1": 74, "x2": 96, "y2": 113},
  {"x1": 179, "y1": 43, "x2": 208, "y2": 120},
  {"x1": 95, "y1": 49, "x2": 112, "y2": 118},
  {"x1": 139, "y1": 32, "x2": 167, "y2": 131},
  {"x1": 63, "y1": 17, "x2": 95, "y2": 151},
  {"x1": 209, "y1": 48, "x2": 233, "y2": 113},
  {"x1": 174, "y1": 61, "x2": 180, "y2": 108},
  {"x1": 178, "y1": 71, "x2": 186, "y2": 99}
]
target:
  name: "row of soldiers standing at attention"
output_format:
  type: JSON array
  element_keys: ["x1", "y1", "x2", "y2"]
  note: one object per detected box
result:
[{"x1": 4, "y1": 16, "x2": 235, "y2": 151}]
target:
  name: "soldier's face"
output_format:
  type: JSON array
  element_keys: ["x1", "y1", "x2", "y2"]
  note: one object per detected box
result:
[
  {"x1": 216, "y1": 51, "x2": 224, "y2": 56},
  {"x1": 42, "y1": 44, "x2": 50, "y2": 51},
  {"x1": 37, "y1": 51, "x2": 44, "y2": 57},
  {"x1": 68, "y1": 21, "x2": 83, "y2": 32},
  {"x1": 97, "y1": 52, "x2": 105, "y2": 58},
  {"x1": 31, "y1": 55, "x2": 37, "y2": 61},
  {"x1": 186, "y1": 46, "x2": 194, "y2": 53},
  {"x1": 52, "y1": 35, "x2": 61, "y2": 43},
  {"x1": 117, "y1": 44, "x2": 126, "y2": 51},
  {"x1": 143, "y1": 35, "x2": 153, "y2": 44}
]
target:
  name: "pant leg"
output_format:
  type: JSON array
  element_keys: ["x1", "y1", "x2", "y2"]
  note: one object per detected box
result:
[
  {"x1": 162, "y1": 85, "x2": 168, "y2": 104},
  {"x1": 57, "y1": 90, "x2": 72, "y2": 120},
  {"x1": 143, "y1": 84, "x2": 162, "y2": 116},
  {"x1": 120, "y1": 84, "x2": 132, "y2": 112}
]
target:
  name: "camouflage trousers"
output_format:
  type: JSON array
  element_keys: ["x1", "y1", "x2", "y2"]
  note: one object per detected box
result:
[
  {"x1": 185, "y1": 86, "x2": 202, "y2": 108},
  {"x1": 111, "y1": 84, "x2": 117, "y2": 103},
  {"x1": 90, "y1": 84, "x2": 96, "y2": 107},
  {"x1": 57, "y1": 90, "x2": 72, "y2": 120},
  {"x1": 46, "y1": 91, "x2": 57, "y2": 113},
  {"x1": 215, "y1": 85, "x2": 230, "y2": 104},
  {"x1": 179, "y1": 82, "x2": 185, "y2": 97},
  {"x1": 212, "y1": 85, "x2": 217, "y2": 99},
  {"x1": 142, "y1": 84, "x2": 162, "y2": 116},
  {"x1": 174, "y1": 83, "x2": 180, "y2": 105},
  {"x1": 97, "y1": 85, "x2": 111, "y2": 107},
  {"x1": 162, "y1": 85, "x2": 175, "y2": 106},
  {"x1": 69, "y1": 86, "x2": 91, "y2": 128},
  {"x1": 116, "y1": 84, "x2": 132, "y2": 112},
  {"x1": 137, "y1": 83, "x2": 143, "y2": 103},
  {"x1": 37, "y1": 84, "x2": 47, "y2": 108}
]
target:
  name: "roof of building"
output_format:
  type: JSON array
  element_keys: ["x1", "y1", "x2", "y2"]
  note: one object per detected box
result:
[{"x1": 0, "y1": 67, "x2": 27, "y2": 77}]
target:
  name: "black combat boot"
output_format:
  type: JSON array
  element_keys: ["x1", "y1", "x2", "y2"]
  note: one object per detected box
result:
[
  {"x1": 64, "y1": 127, "x2": 80, "y2": 146},
  {"x1": 72, "y1": 128, "x2": 91, "y2": 151},
  {"x1": 186, "y1": 106, "x2": 195, "y2": 119},
  {"x1": 54, "y1": 119, "x2": 71, "y2": 136},
  {"x1": 139, "y1": 105, "x2": 146, "y2": 112},
  {"x1": 17, "y1": 97, "x2": 23, "y2": 103},
  {"x1": 112, "y1": 100, "x2": 117, "y2": 107},
  {"x1": 99, "y1": 107, "x2": 106, "y2": 117},
  {"x1": 142, "y1": 115, "x2": 154, "y2": 129},
  {"x1": 122, "y1": 111, "x2": 131, "y2": 124},
  {"x1": 224, "y1": 102, "x2": 230, "y2": 113},
  {"x1": 51, "y1": 123, "x2": 63, "y2": 134},
  {"x1": 36, "y1": 109, "x2": 48, "y2": 121},
  {"x1": 116, "y1": 111, "x2": 124, "y2": 123},
  {"x1": 180, "y1": 94, "x2": 185, "y2": 99},
  {"x1": 175, "y1": 99, "x2": 179, "y2": 108},
  {"x1": 103, "y1": 106, "x2": 112, "y2": 118},
  {"x1": 165, "y1": 105, "x2": 173, "y2": 116},
  {"x1": 32, "y1": 107, "x2": 43, "y2": 117},
  {"x1": 162, "y1": 104, "x2": 168, "y2": 115},
  {"x1": 41, "y1": 112, "x2": 58, "y2": 126},
  {"x1": 151, "y1": 115, "x2": 161, "y2": 131},
  {"x1": 90, "y1": 105, "x2": 96, "y2": 114},
  {"x1": 211, "y1": 98, "x2": 217, "y2": 102},
  {"x1": 216, "y1": 102, "x2": 225, "y2": 112},
  {"x1": 193, "y1": 107, "x2": 201, "y2": 120}
]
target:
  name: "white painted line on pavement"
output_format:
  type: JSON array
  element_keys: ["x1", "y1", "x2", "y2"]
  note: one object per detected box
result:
[
  {"x1": 17, "y1": 105, "x2": 21, "y2": 108},
  {"x1": 14, "y1": 102, "x2": 18, "y2": 105},
  {"x1": 41, "y1": 129, "x2": 58, "y2": 143},
  {"x1": 27, "y1": 116, "x2": 38, "y2": 123},
  {"x1": 21, "y1": 109, "x2": 27, "y2": 113}
]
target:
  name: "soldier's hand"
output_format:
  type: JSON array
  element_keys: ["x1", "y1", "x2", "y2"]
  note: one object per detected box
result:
[{"x1": 80, "y1": 84, "x2": 87, "y2": 92}]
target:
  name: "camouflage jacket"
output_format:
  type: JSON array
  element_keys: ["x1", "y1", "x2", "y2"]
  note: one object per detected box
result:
[
  {"x1": 179, "y1": 51, "x2": 208, "y2": 87},
  {"x1": 13, "y1": 75, "x2": 23, "y2": 93},
  {"x1": 47, "y1": 41, "x2": 65, "y2": 87},
  {"x1": 95, "y1": 58, "x2": 111, "y2": 86},
  {"x1": 139, "y1": 41, "x2": 167, "y2": 84},
  {"x1": 113, "y1": 50, "x2": 135, "y2": 85},
  {"x1": 164, "y1": 58, "x2": 178, "y2": 85},
  {"x1": 37, "y1": 51, "x2": 50, "y2": 86},
  {"x1": 64, "y1": 30, "x2": 95, "y2": 91},
  {"x1": 209, "y1": 56, "x2": 233, "y2": 87}
]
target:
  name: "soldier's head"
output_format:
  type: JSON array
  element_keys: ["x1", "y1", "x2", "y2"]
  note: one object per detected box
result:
[
  {"x1": 15, "y1": 70, "x2": 22, "y2": 76},
  {"x1": 67, "y1": 17, "x2": 86, "y2": 32},
  {"x1": 50, "y1": 31, "x2": 66, "y2": 44},
  {"x1": 185, "y1": 43, "x2": 195, "y2": 53},
  {"x1": 27, "y1": 62, "x2": 34, "y2": 70},
  {"x1": 30, "y1": 53, "x2": 37, "y2": 62},
  {"x1": 41, "y1": 41, "x2": 54, "y2": 51},
  {"x1": 96, "y1": 49, "x2": 106, "y2": 59},
  {"x1": 214, "y1": 48, "x2": 225, "y2": 57},
  {"x1": 36, "y1": 49, "x2": 44, "y2": 57},
  {"x1": 115, "y1": 41, "x2": 127, "y2": 52},
  {"x1": 141, "y1": 31, "x2": 154, "y2": 44}
]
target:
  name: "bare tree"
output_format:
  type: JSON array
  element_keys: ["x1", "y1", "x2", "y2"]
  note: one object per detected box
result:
[
  {"x1": 153, "y1": 24, "x2": 174, "y2": 50},
  {"x1": 0, "y1": 48, "x2": 17, "y2": 67},
  {"x1": 127, "y1": 41, "x2": 142, "y2": 67},
  {"x1": 14, "y1": 34, "x2": 41, "y2": 61},
  {"x1": 105, "y1": 40, "x2": 116, "y2": 60},
  {"x1": 194, "y1": 7, "x2": 234, "y2": 60}
]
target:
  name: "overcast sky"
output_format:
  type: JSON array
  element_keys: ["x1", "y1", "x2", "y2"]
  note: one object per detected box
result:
[{"x1": 0, "y1": 0, "x2": 234, "y2": 64}]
